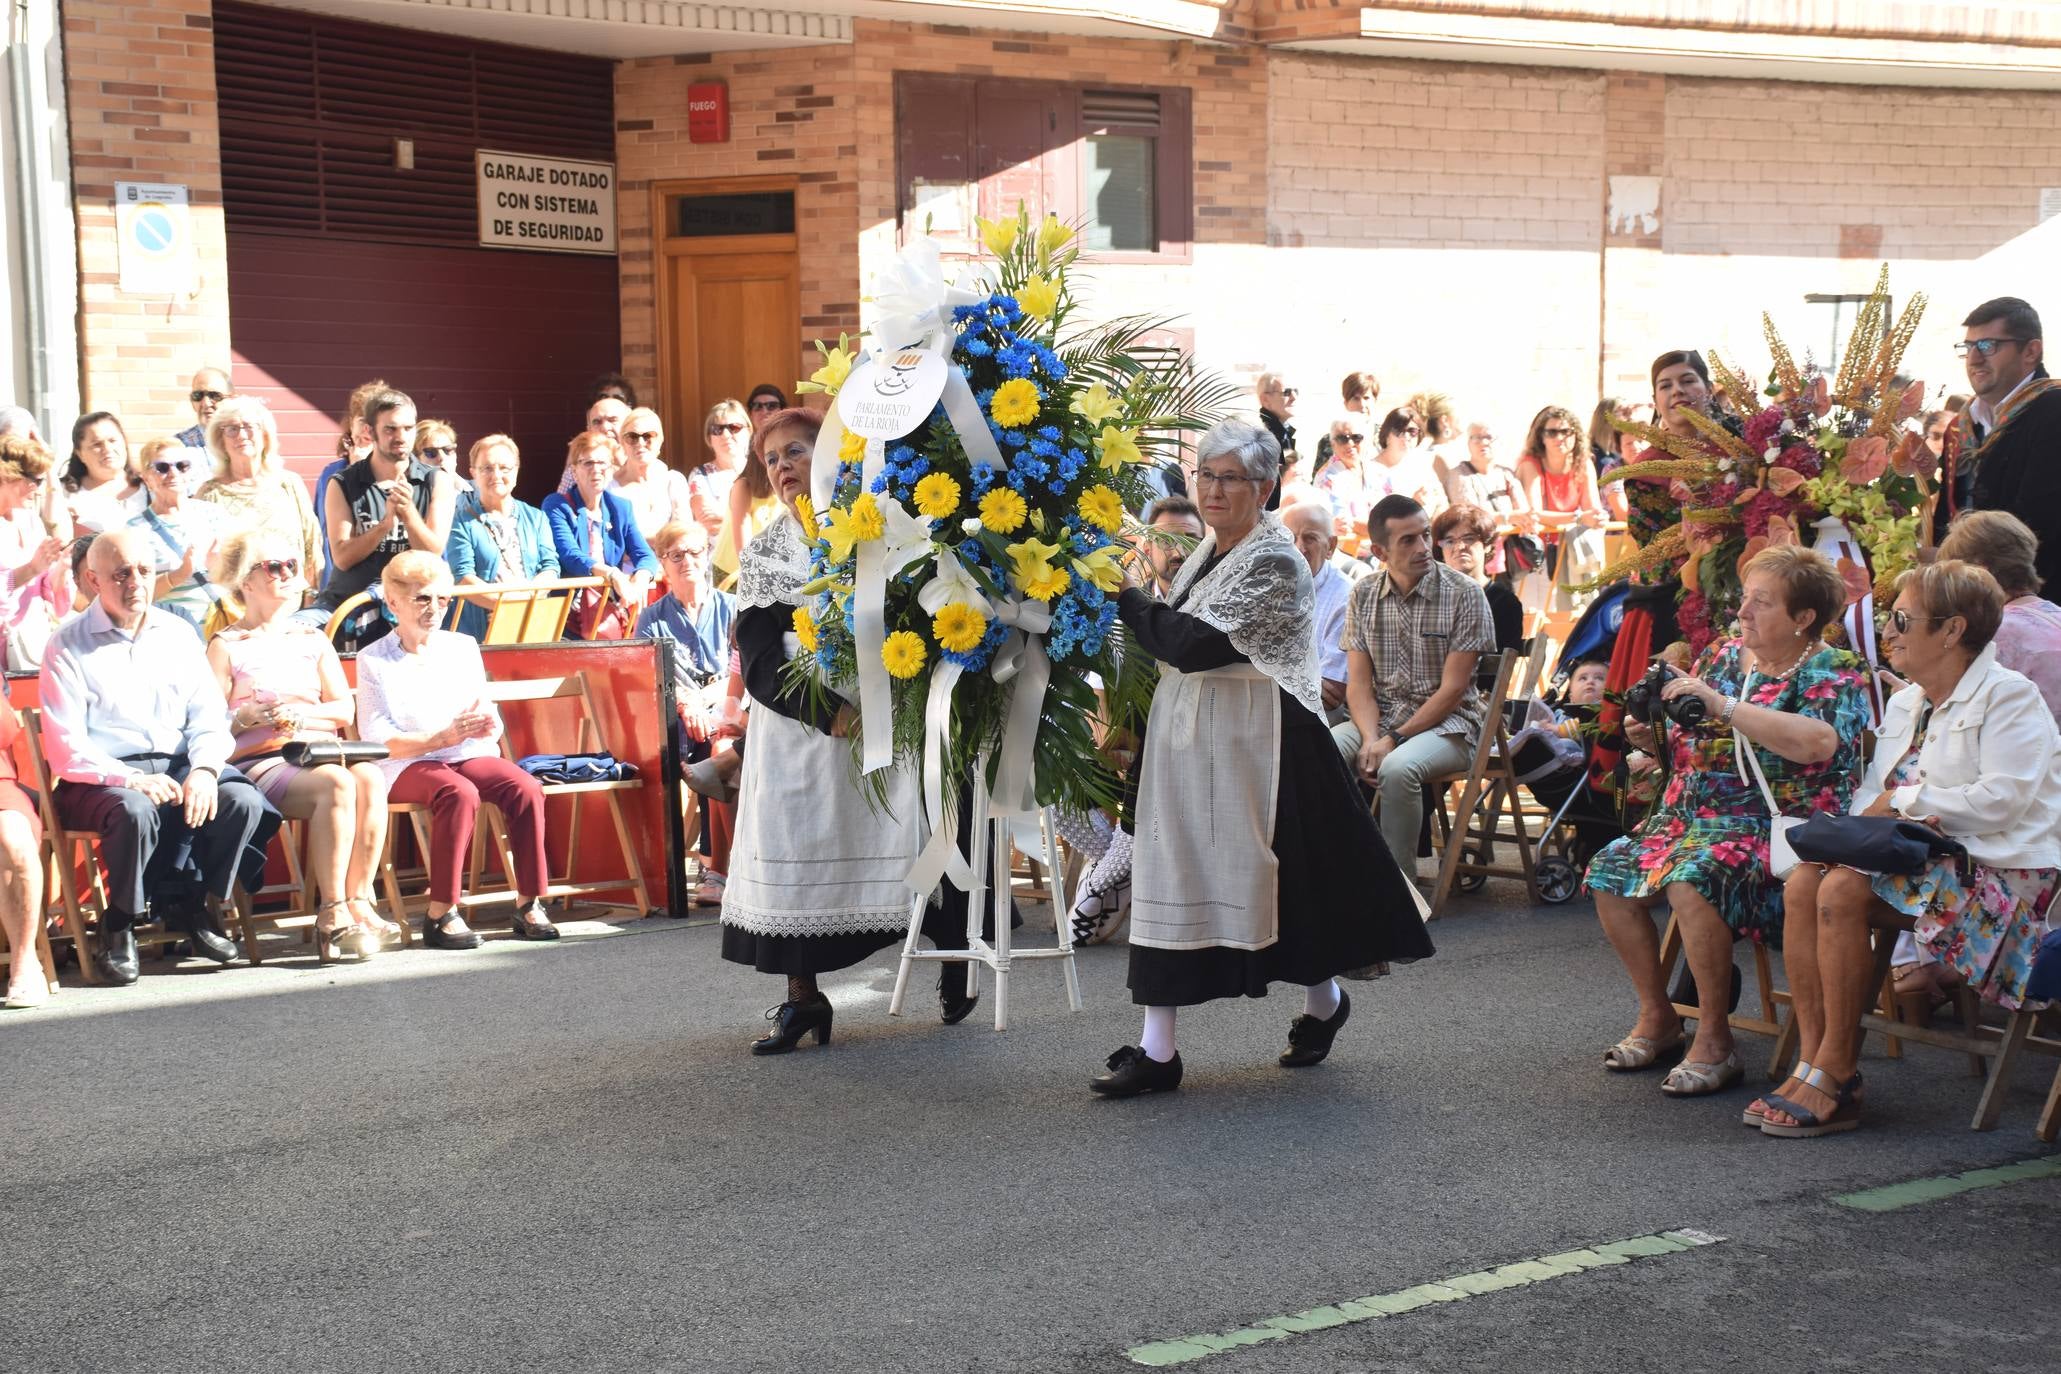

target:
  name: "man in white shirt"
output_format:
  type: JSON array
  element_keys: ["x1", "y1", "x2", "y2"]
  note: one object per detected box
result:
[
  {"x1": 40, "y1": 530, "x2": 279, "y2": 983},
  {"x1": 1282, "y1": 498, "x2": 1350, "y2": 721}
]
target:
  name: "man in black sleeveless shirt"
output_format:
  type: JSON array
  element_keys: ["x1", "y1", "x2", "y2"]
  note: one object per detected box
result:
[{"x1": 309, "y1": 389, "x2": 455, "y2": 641}]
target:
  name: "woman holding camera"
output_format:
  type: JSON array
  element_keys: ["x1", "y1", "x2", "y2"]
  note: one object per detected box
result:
[{"x1": 1585, "y1": 546, "x2": 1870, "y2": 1095}]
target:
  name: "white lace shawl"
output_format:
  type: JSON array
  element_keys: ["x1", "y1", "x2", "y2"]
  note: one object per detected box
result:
[
  {"x1": 735, "y1": 508, "x2": 811, "y2": 610},
  {"x1": 1163, "y1": 512, "x2": 1323, "y2": 717}
]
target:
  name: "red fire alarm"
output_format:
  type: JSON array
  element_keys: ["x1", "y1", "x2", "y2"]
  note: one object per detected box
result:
[{"x1": 688, "y1": 82, "x2": 730, "y2": 144}]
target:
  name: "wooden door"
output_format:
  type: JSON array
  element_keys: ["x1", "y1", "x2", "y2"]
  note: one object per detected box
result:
[{"x1": 661, "y1": 233, "x2": 800, "y2": 452}]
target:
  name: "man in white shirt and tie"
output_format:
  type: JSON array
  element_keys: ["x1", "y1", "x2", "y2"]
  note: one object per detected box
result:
[{"x1": 39, "y1": 530, "x2": 280, "y2": 983}]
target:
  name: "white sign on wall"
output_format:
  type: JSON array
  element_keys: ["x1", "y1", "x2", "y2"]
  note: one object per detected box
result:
[
  {"x1": 476, "y1": 150, "x2": 617, "y2": 255},
  {"x1": 115, "y1": 182, "x2": 198, "y2": 296}
]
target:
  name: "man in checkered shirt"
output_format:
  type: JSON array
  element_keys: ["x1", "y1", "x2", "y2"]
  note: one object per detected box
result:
[{"x1": 1331, "y1": 494, "x2": 1497, "y2": 884}]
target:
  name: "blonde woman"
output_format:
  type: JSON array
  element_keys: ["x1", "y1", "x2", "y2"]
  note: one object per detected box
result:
[
  {"x1": 612, "y1": 407, "x2": 691, "y2": 541},
  {"x1": 128, "y1": 435, "x2": 224, "y2": 631},
  {"x1": 198, "y1": 396, "x2": 324, "y2": 589},
  {"x1": 208, "y1": 528, "x2": 393, "y2": 961},
  {"x1": 712, "y1": 419, "x2": 779, "y2": 588},
  {"x1": 686, "y1": 400, "x2": 752, "y2": 550},
  {"x1": 412, "y1": 418, "x2": 475, "y2": 507}
]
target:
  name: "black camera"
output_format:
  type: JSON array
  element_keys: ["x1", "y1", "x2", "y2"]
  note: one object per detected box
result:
[{"x1": 1623, "y1": 660, "x2": 1708, "y2": 729}]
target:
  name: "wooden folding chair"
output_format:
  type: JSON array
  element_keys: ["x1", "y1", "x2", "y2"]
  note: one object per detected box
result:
[
  {"x1": 19, "y1": 709, "x2": 182, "y2": 982},
  {"x1": 475, "y1": 671, "x2": 652, "y2": 917},
  {"x1": 464, "y1": 576, "x2": 607, "y2": 645},
  {"x1": 0, "y1": 861, "x2": 58, "y2": 1000},
  {"x1": 229, "y1": 818, "x2": 319, "y2": 964},
  {"x1": 1423, "y1": 650, "x2": 1540, "y2": 913}
]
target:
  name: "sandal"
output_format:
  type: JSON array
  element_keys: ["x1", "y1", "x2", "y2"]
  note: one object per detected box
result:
[
  {"x1": 1745, "y1": 1061, "x2": 1814, "y2": 1127},
  {"x1": 316, "y1": 902, "x2": 373, "y2": 964},
  {"x1": 349, "y1": 897, "x2": 402, "y2": 942},
  {"x1": 692, "y1": 872, "x2": 727, "y2": 908},
  {"x1": 1760, "y1": 1066, "x2": 1864, "y2": 1138},
  {"x1": 1660, "y1": 1049, "x2": 1743, "y2": 1097},
  {"x1": 1603, "y1": 1028, "x2": 1686, "y2": 1072}
]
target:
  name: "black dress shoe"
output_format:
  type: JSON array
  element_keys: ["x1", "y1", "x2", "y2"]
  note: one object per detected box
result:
[
  {"x1": 422, "y1": 912, "x2": 483, "y2": 950},
  {"x1": 939, "y1": 963, "x2": 979, "y2": 1026},
  {"x1": 1090, "y1": 1045, "x2": 1183, "y2": 1097},
  {"x1": 510, "y1": 901, "x2": 561, "y2": 941},
  {"x1": 1279, "y1": 989, "x2": 1352, "y2": 1068},
  {"x1": 92, "y1": 926, "x2": 140, "y2": 985},
  {"x1": 161, "y1": 899, "x2": 239, "y2": 964},
  {"x1": 752, "y1": 996, "x2": 833, "y2": 1055}
]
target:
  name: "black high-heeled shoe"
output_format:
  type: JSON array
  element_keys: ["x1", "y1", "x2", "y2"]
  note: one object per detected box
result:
[
  {"x1": 939, "y1": 963, "x2": 979, "y2": 1026},
  {"x1": 751, "y1": 996, "x2": 833, "y2": 1055}
]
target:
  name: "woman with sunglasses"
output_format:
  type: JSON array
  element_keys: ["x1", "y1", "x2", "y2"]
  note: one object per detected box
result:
[
  {"x1": 411, "y1": 419, "x2": 476, "y2": 517},
  {"x1": 1761, "y1": 561, "x2": 2061, "y2": 1138},
  {"x1": 712, "y1": 409, "x2": 782, "y2": 590},
  {"x1": 207, "y1": 528, "x2": 394, "y2": 961},
  {"x1": 357, "y1": 550, "x2": 556, "y2": 948},
  {"x1": 1517, "y1": 404, "x2": 1609, "y2": 613},
  {"x1": 1369, "y1": 406, "x2": 1447, "y2": 521},
  {"x1": 1313, "y1": 416, "x2": 1380, "y2": 558},
  {"x1": 128, "y1": 436, "x2": 225, "y2": 632},
  {"x1": 199, "y1": 395, "x2": 324, "y2": 595},
  {"x1": 611, "y1": 407, "x2": 691, "y2": 541},
  {"x1": 686, "y1": 399, "x2": 752, "y2": 551}
]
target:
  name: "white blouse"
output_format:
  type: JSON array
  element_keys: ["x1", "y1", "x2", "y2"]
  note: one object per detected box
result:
[
  {"x1": 354, "y1": 629, "x2": 503, "y2": 783},
  {"x1": 613, "y1": 466, "x2": 692, "y2": 540}
]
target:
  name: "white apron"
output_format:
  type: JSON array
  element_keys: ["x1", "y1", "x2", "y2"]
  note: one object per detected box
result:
[{"x1": 1129, "y1": 663, "x2": 1284, "y2": 951}]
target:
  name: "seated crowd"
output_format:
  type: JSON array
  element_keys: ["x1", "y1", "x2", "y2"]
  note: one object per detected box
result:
[{"x1": 3, "y1": 325, "x2": 2056, "y2": 1143}]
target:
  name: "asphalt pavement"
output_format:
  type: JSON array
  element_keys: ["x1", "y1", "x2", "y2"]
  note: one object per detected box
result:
[{"x1": 3, "y1": 884, "x2": 2055, "y2": 1374}]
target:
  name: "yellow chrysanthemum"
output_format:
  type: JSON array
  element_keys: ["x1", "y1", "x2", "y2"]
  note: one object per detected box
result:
[
  {"x1": 1071, "y1": 544, "x2": 1125, "y2": 594},
  {"x1": 791, "y1": 605, "x2": 819, "y2": 653},
  {"x1": 913, "y1": 472, "x2": 962, "y2": 520},
  {"x1": 795, "y1": 494, "x2": 816, "y2": 532},
  {"x1": 1036, "y1": 214, "x2": 1073, "y2": 262},
  {"x1": 978, "y1": 487, "x2": 1028, "y2": 535},
  {"x1": 1077, "y1": 484, "x2": 1123, "y2": 534},
  {"x1": 882, "y1": 630, "x2": 927, "y2": 680},
  {"x1": 977, "y1": 214, "x2": 1019, "y2": 259},
  {"x1": 1014, "y1": 274, "x2": 1059, "y2": 322},
  {"x1": 848, "y1": 492, "x2": 885, "y2": 542},
  {"x1": 1096, "y1": 425, "x2": 1144, "y2": 471},
  {"x1": 931, "y1": 602, "x2": 988, "y2": 653},
  {"x1": 989, "y1": 378, "x2": 1041, "y2": 429},
  {"x1": 838, "y1": 428, "x2": 868, "y2": 464},
  {"x1": 1070, "y1": 382, "x2": 1123, "y2": 428},
  {"x1": 799, "y1": 334, "x2": 855, "y2": 396}
]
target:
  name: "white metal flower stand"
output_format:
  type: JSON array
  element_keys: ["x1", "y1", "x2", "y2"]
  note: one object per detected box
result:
[{"x1": 888, "y1": 782, "x2": 1083, "y2": 1030}]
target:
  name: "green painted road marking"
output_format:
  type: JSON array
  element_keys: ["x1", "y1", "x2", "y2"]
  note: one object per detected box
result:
[
  {"x1": 1832, "y1": 1154, "x2": 2061, "y2": 1213},
  {"x1": 1124, "y1": 1228, "x2": 1725, "y2": 1367}
]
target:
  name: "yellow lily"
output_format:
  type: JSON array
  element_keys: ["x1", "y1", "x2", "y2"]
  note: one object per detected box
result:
[
  {"x1": 1035, "y1": 214, "x2": 1073, "y2": 265},
  {"x1": 799, "y1": 333, "x2": 856, "y2": 395},
  {"x1": 1014, "y1": 274, "x2": 1059, "y2": 322},
  {"x1": 1070, "y1": 382, "x2": 1122, "y2": 428},
  {"x1": 1005, "y1": 535, "x2": 1064, "y2": 592},
  {"x1": 977, "y1": 213, "x2": 1020, "y2": 258},
  {"x1": 1071, "y1": 544, "x2": 1125, "y2": 594},
  {"x1": 1096, "y1": 425, "x2": 1144, "y2": 471}
]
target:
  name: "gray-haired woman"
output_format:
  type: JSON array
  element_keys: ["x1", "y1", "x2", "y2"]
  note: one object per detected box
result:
[{"x1": 1092, "y1": 418, "x2": 1435, "y2": 1097}]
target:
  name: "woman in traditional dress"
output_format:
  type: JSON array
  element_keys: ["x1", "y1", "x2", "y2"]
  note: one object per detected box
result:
[
  {"x1": 1091, "y1": 418, "x2": 1436, "y2": 1098},
  {"x1": 720, "y1": 407, "x2": 974, "y2": 1054}
]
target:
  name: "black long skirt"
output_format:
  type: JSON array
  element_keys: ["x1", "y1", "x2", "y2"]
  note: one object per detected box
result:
[{"x1": 1127, "y1": 689, "x2": 1436, "y2": 1007}]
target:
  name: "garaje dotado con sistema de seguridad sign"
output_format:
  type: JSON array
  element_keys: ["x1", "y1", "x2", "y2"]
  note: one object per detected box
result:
[{"x1": 476, "y1": 151, "x2": 617, "y2": 255}]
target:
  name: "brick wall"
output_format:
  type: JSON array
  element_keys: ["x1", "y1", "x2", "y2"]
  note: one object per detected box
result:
[
  {"x1": 1265, "y1": 51, "x2": 1605, "y2": 446},
  {"x1": 613, "y1": 43, "x2": 862, "y2": 409},
  {"x1": 62, "y1": 0, "x2": 231, "y2": 441}
]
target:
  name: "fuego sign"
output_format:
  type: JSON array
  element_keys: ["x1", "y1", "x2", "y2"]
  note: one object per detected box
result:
[
  {"x1": 687, "y1": 82, "x2": 730, "y2": 143},
  {"x1": 477, "y1": 150, "x2": 617, "y2": 255}
]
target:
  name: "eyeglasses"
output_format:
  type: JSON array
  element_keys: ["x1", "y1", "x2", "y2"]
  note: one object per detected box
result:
[
  {"x1": 149, "y1": 459, "x2": 192, "y2": 476},
  {"x1": 1955, "y1": 338, "x2": 2026, "y2": 358},
  {"x1": 1195, "y1": 469, "x2": 1260, "y2": 491},
  {"x1": 1888, "y1": 609, "x2": 1948, "y2": 635},
  {"x1": 1334, "y1": 432, "x2": 1365, "y2": 446},
  {"x1": 574, "y1": 459, "x2": 613, "y2": 472},
  {"x1": 660, "y1": 548, "x2": 701, "y2": 565},
  {"x1": 410, "y1": 592, "x2": 450, "y2": 609},
  {"x1": 106, "y1": 564, "x2": 153, "y2": 585},
  {"x1": 256, "y1": 558, "x2": 300, "y2": 578},
  {"x1": 1541, "y1": 426, "x2": 1577, "y2": 439},
  {"x1": 1470, "y1": 433, "x2": 1496, "y2": 444},
  {"x1": 189, "y1": 390, "x2": 225, "y2": 405},
  {"x1": 624, "y1": 430, "x2": 662, "y2": 445},
  {"x1": 1273, "y1": 387, "x2": 1298, "y2": 399},
  {"x1": 220, "y1": 422, "x2": 260, "y2": 438},
  {"x1": 417, "y1": 446, "x2": 455, "y2": 460},
  {"x1": 709, "y1": 422, "x2": 747, "y2": 438},
  {"x1": 749, "y1": 399, "x2": 782, "y2": 412},
  {"x1": 1400, "y1": 425, "x2": 1423, "y2": 437}
]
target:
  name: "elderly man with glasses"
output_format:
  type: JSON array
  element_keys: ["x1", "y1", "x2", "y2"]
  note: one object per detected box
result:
[
  {"x1": 1255, "y1": 371, "x2": 1299, "y2": 512},
  {"x1": 174, "y1": 366, "x2": 232, "y2": 483},
  {"x1": 1939, "y1": 297, "x2": 2061, "y2": 605},
  {"x1": 39, "y1": 530, "x2": 281, "y2": 983}
]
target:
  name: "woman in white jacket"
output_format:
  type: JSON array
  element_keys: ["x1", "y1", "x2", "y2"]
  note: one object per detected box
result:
[{"x1": 1758, "y1": 560, "x2": 2061, "y2": 1138}]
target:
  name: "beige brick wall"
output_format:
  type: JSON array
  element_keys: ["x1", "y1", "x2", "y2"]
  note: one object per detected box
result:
[
  {"x1": 1264, "y1": 51, "x2": 1606, "y2": 446},
  {"x1": 62, "y1": 0, "x2": 232, "y2": 442},
  {"x1": 613, "y1": 44, "x2": 863, "y2": 410}
]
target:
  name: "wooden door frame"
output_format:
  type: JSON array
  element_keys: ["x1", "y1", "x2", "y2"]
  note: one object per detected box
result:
[{"x1": 650, "y1": 174, "x2": 802, "y2": 442}]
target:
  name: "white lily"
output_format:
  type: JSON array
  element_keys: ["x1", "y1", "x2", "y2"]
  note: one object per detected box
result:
[
  {"x1": 869, "y1": 239, "x2": 979, "y2": 353},
  {"x1": 918, "y1": 547, "x2": 993, "y2": 618},
  {"x1": 878, "y1": 493, "x2": 937, "y2": 577}
]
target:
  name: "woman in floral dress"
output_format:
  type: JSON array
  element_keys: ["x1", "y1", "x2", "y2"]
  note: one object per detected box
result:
[
  {"x1": 1586, "y1": 546, "x2": 1870, "y2": 1097},
  {"x1": 1756, "y1": 560, "x2": 2061, "y2": 1137}
]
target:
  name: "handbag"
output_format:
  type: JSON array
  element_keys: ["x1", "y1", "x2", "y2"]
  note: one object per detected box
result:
[
  {"x1": 281, "y1": 738, "x2": 392, "y2": 768},
  {"x1": 1734, "y1": 728, "x2": 1802, "y2": 879},
  {"x1": 1786, "y1": 814, "x2": 1966, "y2": 876}
]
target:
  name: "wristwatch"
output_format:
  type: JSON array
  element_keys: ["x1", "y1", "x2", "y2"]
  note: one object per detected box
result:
[{"x1": 1383, "y1": 728, "x2": 1405, "y2": 747}]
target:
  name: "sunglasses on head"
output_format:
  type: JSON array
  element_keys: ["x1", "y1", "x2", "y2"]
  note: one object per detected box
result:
[
  {"x1": 256, "y1": 558, "x2": 299, "y2": 578},
  {"x1": 190, "y1": 389, "x2": 225, "y2": 405},
  {"x1": 150, "y1": 459, "x2": 192, "y2": 476}
]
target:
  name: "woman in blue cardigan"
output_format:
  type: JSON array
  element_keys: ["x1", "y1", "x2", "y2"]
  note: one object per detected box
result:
[
  {"x1": 542, "y1": 431, "x2": 659, "y2": 638},
  {"x1": 443, "y1": 435, "x2": 560, "y2": 639}
]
